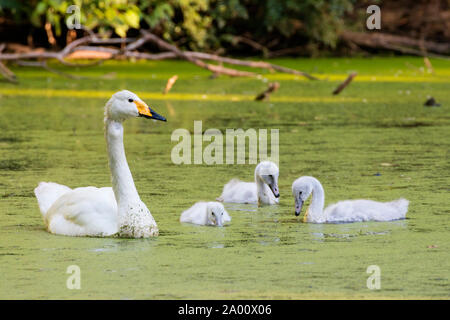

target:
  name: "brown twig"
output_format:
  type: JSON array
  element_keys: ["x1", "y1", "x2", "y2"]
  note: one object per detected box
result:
[
  {"x1": 255, "y1": 82, "x2": 280, "y2": 101},
  {"x1": 163, "y1": 75, "x2": 178, "y2": 94},
  {"x1": 423, "y1": 57, "x2": 434, "y2": 74},
  {"x1": 0, "y1": 42, "x2": 17, "y2": 83},
  {"x1": 0, "y1": 61, "x2": 17, "y2": 83},
  {"x1": 332, "y1": 72, "x2": 357, "y2": 95},
  {"x1": 44, "y1": 22, "x2": 57, "y2": 47}
]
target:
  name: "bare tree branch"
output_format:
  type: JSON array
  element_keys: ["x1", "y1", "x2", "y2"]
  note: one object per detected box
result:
[
  {"x1": 0, "y1": 61, "x2": 17, "y2": 83},
  {"x1": 138, "y1": 30, "x2": 256, "y2": 77},
  {"x1": 340, "y1": 31, "x2": 450, "y2": 59},
  {"x1": 0, "y1": 30, "x2": 318, "y2": 81},
  {"x1": 74, "y1": 46, "x2": 318, "y2": 79}
]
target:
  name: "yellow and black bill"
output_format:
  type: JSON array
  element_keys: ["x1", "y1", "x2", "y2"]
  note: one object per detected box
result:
[{"x1": 135, "y1": 100, "x2": 167, "y2": 122}]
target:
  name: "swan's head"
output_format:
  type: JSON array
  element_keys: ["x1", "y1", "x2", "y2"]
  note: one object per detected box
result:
[
  {"x1": 106, "y1": 90, "x2": 166, "y2": 122},
  {"x1": 292, "y1": 176, "x2": 317, "y2": 216},
  {"x1": 206, "y1": 202, "x2": 227, "y2": 227},
  {"x1": 255, "y1": 161, "x2": 280, "y2": 198}
]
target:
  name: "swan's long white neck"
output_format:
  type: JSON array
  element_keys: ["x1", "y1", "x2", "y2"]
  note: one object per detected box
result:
[
  {"x1": 307, "y1": 179, "x2": 326, "y2": 223},
  {"x1": 102, "y1": 94, "x2": 158, "y2": 238},
  {"x1": 105, "y1": 118, "x2": 140, "y2": 209},
  {"x1": 255, "y1": 172, "x2": 271, "y2": 204}
]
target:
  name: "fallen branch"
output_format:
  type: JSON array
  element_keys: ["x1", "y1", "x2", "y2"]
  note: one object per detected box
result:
[
  {"x1": 267, "y1": 46, "x2": 305, "y2": 58},
  {"x1": 332, "y1": 72, "x2": 357, "y2": 95},
  {"x1": 0, "y1": 43, "x2": 17, "y2": 83},
  {"x1": 0, "y1": 35, "x2": 134, "y2": 68},
  {"x1": 119, "y1": 33, "x2": 316, "y2": 79},
  {"x1": 17, "y1": 60, "x2": 86, "y2": 79},
  {"x1": 179, "y1": 51, "x2": 318, "y2": 80},
  {"x1": 232, "y1": 36, "x2": 270, "y2": 57},
  {"x1": 73, "y1": 45, "x2": 318, "y2": 80},
  {"x1": 0, "y1": 30, "x2": 317, "y2": 81},
  {"x1": 0, "y1": 61, "x2": 17, "y2": 83},
  {"x1": 340, "y1": 31, "x2": 450, "y2": 58},
  {"x1": 138, "y1": 30, "x2": 256, "y2": 77}
]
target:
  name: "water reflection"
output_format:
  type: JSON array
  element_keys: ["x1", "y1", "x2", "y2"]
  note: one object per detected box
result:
[
  {"x1": 224, "y1": 203, "x2": 258, "y2": 213},
  {"x1": 88, "y1": 237, "x2": 158, "y2": 253},
  {"x1": 307, "y1": 219, "x2": 408, "y2": 241}
]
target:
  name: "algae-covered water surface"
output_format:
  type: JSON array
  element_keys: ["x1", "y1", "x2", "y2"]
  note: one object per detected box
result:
[{"x1": 0, "y1": 57, "x2": 449, "y2": 299}]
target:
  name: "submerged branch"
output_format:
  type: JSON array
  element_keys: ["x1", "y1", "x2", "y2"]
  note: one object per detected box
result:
[{"x1": 332, "y1": 72, "x2": 357, "y2": 95}]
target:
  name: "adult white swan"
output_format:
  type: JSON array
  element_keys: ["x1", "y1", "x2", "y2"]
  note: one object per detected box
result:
[
  {"x1": 292, "y1": 176, "x2": 409, "y2": 223},
  {"x1": 34, "y1": 90, "x2": 166, "y2": 237},
  {"x1": 180, "y1": 202, "x2": 231, "y2": 227},
  {"x1": 217, "y1": 161, "x2": 280, "y2": 205}
]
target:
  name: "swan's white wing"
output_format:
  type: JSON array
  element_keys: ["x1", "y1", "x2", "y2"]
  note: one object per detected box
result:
[
  {"x1": 180, "y1": 202, "x2": 208, "y2": 225},
  {"x1": 45, "y1": 186, "x2": 118, "y2": 236},
  {"x1": 34, "y1": 182, "x2": 72, "y2": 216},
  {"x1": 325, "y1": 199, "x2": 409, "y2": 223},
  {"x1": 218, "y1": 179, "x2": 258, "y2": 204}
]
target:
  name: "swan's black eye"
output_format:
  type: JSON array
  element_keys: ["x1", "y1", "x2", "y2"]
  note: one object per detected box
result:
[
  {"x1": 212, "y1": 212, "x2": 215, "y2": 216},
  {"x1": 128, "y1": 98, "x2": 134, "y2": 103},
  {"x1": 299, "y1": 191, "x2": 302, "y2": 195},
  {"x1": 221, "y1": 212, "x2": 223, "y2": 216}
]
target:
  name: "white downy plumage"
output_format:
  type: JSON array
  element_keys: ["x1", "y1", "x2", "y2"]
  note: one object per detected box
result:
[
  {"x1": 180, "y1": 202, "x2": 231, "y2": 226},
  {"x1": 292, "y1": 176, "x2": 409, "y2": 223},
  {"x1": 217, "y1": 161, "x2": 280, "y2": 205}
]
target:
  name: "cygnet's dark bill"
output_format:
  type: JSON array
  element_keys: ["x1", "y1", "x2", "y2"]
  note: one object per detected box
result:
[
  {"x1": 295, "y1": 199, "x2": 303, "y2": 216},
  {"x1": 269, "y1": 183, "x2": 280, "y2": 198}
]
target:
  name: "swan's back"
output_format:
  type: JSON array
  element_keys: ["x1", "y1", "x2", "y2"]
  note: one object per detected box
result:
[
  {"x1": 217, "y1": 179, "x2": 258, "y2": 204},
  {"x1": 180, "y1": 202, "x2": 208, "y2": 225},
  {"x1": 34, "y1": 182, "x2": 72, "y2": 216},
  {"x1": 180, "y1": 202, "x2": 231, "y2": 226},
  {"x1": 43, "y1": 186, "x2": 118, "y2": 236},
  {"x1": 325, "y1": 198, "x2": 409, "y2": 223}
]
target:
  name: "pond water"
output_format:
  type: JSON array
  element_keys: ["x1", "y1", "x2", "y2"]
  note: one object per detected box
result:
[{"x1": 0, "y1": 58, "x2": 448, "y2": 299}]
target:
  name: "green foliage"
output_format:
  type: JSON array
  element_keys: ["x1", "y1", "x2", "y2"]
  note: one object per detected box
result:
[
  {"x1": 26, "y1": 0, "x2": 140, "y2": 37},
  {"x1": 208, "y1": 0, "x2": 355, "y2": 50},
  {"x1": 139, "y1": 0, "x2": 212, "y2": 49},
  {"x1": 81, "y1": 0, "x2": 141, "y2": 37},
  {"x1": 1, "y1": 0, "x2": 356, "y2": 50}
]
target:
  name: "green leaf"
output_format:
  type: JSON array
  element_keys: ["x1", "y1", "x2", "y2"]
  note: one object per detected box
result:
[{"x1": 124, "y1": 10, "x2": 140, "y2": 28}]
